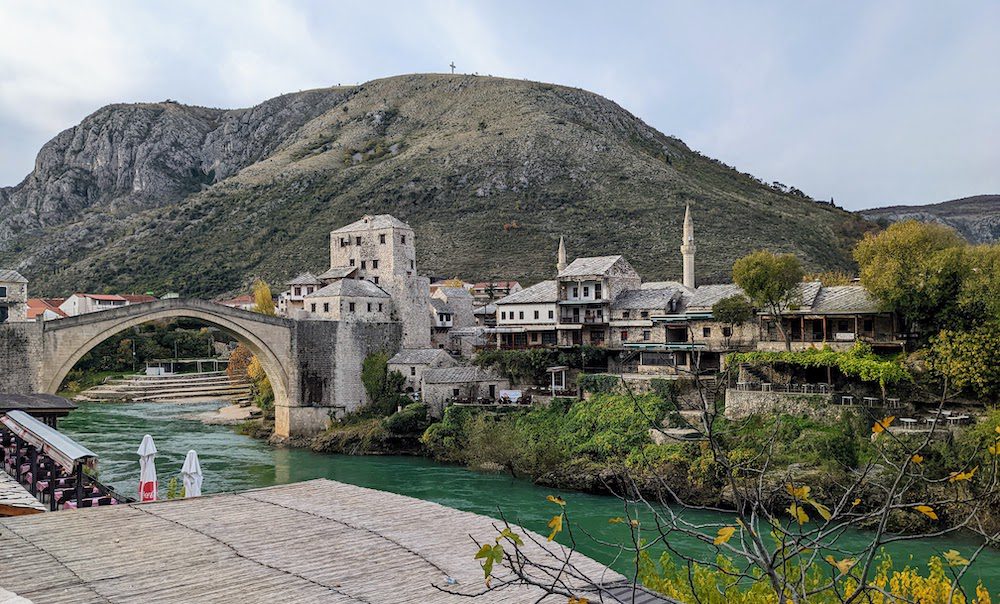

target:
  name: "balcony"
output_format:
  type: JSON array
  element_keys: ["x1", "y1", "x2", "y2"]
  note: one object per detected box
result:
[{"x1": 560, "y1": 313, "x2": 606, "y2": 325}]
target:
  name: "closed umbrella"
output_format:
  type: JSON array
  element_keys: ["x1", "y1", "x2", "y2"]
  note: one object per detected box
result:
[
  {"x1": 137, "y1": 434, "x2": 158, "y2": 502},
  {"x1": 180, "y1": 450, "x2": 203, "y2": 497}
]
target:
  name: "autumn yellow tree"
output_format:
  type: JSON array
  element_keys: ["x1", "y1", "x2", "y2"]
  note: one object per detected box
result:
[{"x1": 252, "y1": 279, "x2": 276, "y2": 316}]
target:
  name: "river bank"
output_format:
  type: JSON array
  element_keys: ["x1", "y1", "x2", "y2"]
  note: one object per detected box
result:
[{"x1": 57, "y1": 400, "x2": 1000, "y2": 595}]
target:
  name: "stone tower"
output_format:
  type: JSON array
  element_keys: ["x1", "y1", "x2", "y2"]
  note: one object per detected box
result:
[
  {"x1": 557, "y1": 236, "x2": 567, "y2": 274},
  {"x1": 681, "y1": 204, "x2": 696, "y2": 289}
]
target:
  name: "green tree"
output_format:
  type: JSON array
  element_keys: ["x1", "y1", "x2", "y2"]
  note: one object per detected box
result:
[
  {"x1": 361, "y1": 352, "x2": 407, "y2": 417},
  {"x1": 929, "y1": 322, "x2": 1000, "y2": 401},
  {"x1": 732, "y1": 251, "x2": 803, "y2": 350},
  {"x1": 252, "y1": 279, "x2": 276, "y2": 316},
  {"x1": 854, "y1": 220, "x2": 967, "y2": 336}
]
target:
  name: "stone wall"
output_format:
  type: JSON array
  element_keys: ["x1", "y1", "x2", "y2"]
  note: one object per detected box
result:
[
  {"x1": 0, "y1": 322, "x2": 42, "y2": 392},
  {"x1": 724, "y1": 389, "x2": 841, "y2": 420},
  {"x1": 390, "y1": 276, "x2": 431, "y2": 348}
]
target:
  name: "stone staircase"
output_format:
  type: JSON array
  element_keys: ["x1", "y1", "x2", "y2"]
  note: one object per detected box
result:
[{"x1": 78, "y1": 371, "x2": 251, "y2": 403}]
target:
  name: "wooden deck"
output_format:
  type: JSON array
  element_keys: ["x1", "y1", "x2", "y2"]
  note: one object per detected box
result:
[
  {"x1": 0, "y1": 479, "x2": 656, "y2": 603},
  {"x1": 0, "y1": 470, "x2": 46, "y2": 517}
]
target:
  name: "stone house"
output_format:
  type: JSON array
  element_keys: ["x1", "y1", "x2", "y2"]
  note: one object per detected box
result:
[
  {"x1": 608, "y1": 284, "x2": 686, "y2": 349},
  {"x1": 428, "y1": 287, "x2": 476, "y2": 350},
  {"x1": 278, "y1": 273, "x2": 323, "y2": 315},
  {"x1": 328, "y1": 214, "x2": 430, "y2": 348},
  {"x1": 303, "y1": 279, "x2": 392, "y2": 322},
  {"x1": 0, "y1": 270, "x2": 28, "y2": 323},
  {"x1": 420, "y1": 366, "x2": 510, "y2": 418},
  {"x1": 492, "y1": 280, "x2": 558, "y2": 349},
  {"x1": 387, "y1": 348, "x2": 457, "y2": 393},
  {"x1": 473, "y1": 304, "x2": 496, "y2": 327},
  {"x1": 556, "y1": 256, "x2": 641, "y2": 347},
  {"x1": 757, "y1": 284, "x2": 903, "y2": 353}
]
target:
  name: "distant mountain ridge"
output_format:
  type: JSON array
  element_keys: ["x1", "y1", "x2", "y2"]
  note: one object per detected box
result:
[
  {"x1": 0, "y1": 73, "x2": 871, "y2": 298},
  {"x1": 862, "y1": 195, "x2": 1000, "y2": 244}
]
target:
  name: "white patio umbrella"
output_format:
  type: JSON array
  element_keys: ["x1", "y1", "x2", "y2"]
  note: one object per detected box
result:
[
  {"x1": 136, "y1": 434, "x2": 158, "y2": 502},
  {"x1": 180, "y1": 450, "x2": 203, "y2": 497}
]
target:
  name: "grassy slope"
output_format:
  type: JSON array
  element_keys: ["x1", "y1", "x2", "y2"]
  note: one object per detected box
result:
[{"x1": 6, "y1": 74, "x2": 871, "y2": 297}]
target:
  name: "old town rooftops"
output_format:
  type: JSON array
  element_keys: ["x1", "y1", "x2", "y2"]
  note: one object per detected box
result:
[{"x1": 305, "y1": 279, "x2": 390, "y2": 298}]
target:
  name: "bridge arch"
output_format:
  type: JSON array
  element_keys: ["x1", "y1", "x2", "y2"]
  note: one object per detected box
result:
[{"x1": 40, "y1": 299, "x2": 294, "y2": 411}]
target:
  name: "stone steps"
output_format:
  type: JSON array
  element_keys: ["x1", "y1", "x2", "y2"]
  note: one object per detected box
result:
[{"x1": 80, "y1": 371, "x2": 251, "y2": 403}]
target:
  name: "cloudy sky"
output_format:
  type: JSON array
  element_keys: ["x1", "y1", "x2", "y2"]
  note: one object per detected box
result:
[{"x1": 1, "y1": 1, "x2": 997, "y2": 210}]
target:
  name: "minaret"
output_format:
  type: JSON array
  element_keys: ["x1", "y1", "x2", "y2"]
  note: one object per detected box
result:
[
  {"x1": 557, "y1": 236, "x2": 567, "y2": 274},
  {"x1": 681, "y1": 204, "x2": 696, "y2": 289}
]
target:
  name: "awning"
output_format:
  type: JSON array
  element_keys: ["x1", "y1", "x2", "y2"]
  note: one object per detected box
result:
[{"x1": 1, "y1": 410, "x2": 97, "y2": 471}]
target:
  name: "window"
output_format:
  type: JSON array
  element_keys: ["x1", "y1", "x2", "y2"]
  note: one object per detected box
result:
[
  {"x1": 519, "y1": 311, "x2": 524, "y2": 320},
  {"x1": 452, "y1": 388, "x2": 460, "y2": 397},
  {"x1": 863, "y1": 318, "x2": 873, "y2": 332},
  {"x1": 323, "y1": 302, "x2": 330, "y2": 312},
  {"x1": 380, "y1": 233, "x2": 386, "y2": 244},
  {"x1": 0, "y1": 286, "x2": 7, "y2": 298},
  {"x1": 622, "y1": 311, "x2": 630, "y2": 319},
  {"x1": 621, "y1": 331, "x2": 629, "y2": 341},
  {"x1": 410, "y1": 367, "x2": 416, "y2": 376},
  {"x1": 533, "y1": 310, "x2": 539, "y2": 319},
  {"x1": 501, "y1": 311, "x2": 506, "y2": 320},
  {"x1": 371, "y1": 260, "x2": 378, "y2": 269},
  {"x1": 349, "y1": 259, "x2": 355, "y2": 266},
  {"x1": 0, "y1": 306, "x2": 6, "y2": 323},
  {"x1": 640, "y1": 311, "x2": 649, "y2": 319},
  {"x1": 548, "y1": 310, "x2": 554, "y2": 319},
  {"x1": 703, "y1": 327, "x2": 711, "y2": 338},
  {"x1": 378, "y1": 303, "x2": 383, "y2": 312},
  {"x1": 531, "y1": 333, "x2": 539, "y2": 343},
  {"x1": 340, "y1": 238, "x2": 348, "y2": 247},
  {"x1": 583, "y1": 286, "x2": 589, "y2": 297},
  {"x1": 723, "y1": 326, "x2": 733, "y2": 337},
  {"x1": 349, "y1": 302, "x2": 356, "y2": 312},
  {"x1": 361, "y1": 260, "x2": 366, "y2": 269},
  {"x1": 367, "y1": 302, "x2": 372, "y2": 312},
  {"x1": 572, "y1": 287, "x2": 579, "y2": 297},
  {"x1": 355, "y1": 236, "x2": 361, "y2": 245},
  {"x1": 401, "y1": 235, "x2": 406, "y2": 244},
  {"x1": 373, "y1": 276, "x2": 379, "y2": 284},
  {"x1": 410, "y1": 260, "x2": 414, "y2": 269},
  {"x1": 310, "y1": 303, "x2": 317, "y2": 312},
  {"x1": 837, "y1": 320, "x2": 849, "y2": 332},
  {"x1": 594, "y1": 284, "x2": 602, "y2": 299},
  {"x1": 642, "y1": 330, "x2": 651, "y2": 341},
  {"x1": 294, "y1": 287, "x2": 301, "y2": 296}
]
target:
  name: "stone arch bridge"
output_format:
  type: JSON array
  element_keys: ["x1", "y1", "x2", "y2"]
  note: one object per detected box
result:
[{"x1": 0, "y1": 299, "x2": 400, "y2": 438}]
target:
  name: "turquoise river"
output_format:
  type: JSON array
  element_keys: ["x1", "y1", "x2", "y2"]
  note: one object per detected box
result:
[{"x1": 60, "y1": 401, "x2": 999, "y2": 594}]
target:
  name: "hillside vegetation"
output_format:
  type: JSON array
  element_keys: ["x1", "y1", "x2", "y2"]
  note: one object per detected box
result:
[{"x1": 0, "y1": 74, "x2": 872, "y2": 297}]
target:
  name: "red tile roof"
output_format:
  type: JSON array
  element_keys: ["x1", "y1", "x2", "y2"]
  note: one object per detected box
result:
[
  {"x1": 120, "y1": 294, "x2": 158, "y2": 303},
  {"x1": 219, "y1": 295, "x2": 254, "y2": 306},
  {"x1": 78, "y1": 293, "x2": 127, "y2": 302},
  {"x1": 26, "y1": 298, "x2": 68, "y2": 319}
]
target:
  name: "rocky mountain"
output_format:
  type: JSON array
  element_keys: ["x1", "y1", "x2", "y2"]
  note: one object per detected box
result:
[
  {"x1": 0, "y1": 74, "x2": 872, "y2": 298},
  {"x1": 862, "y1": 195, "x2": 1000, "y2": 244}
]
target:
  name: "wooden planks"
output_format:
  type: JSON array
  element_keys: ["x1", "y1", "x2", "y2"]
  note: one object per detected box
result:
[
  {"x1": 0, "y1": 470, "x2": 46, "y2": 517},
  {"x1": 0, "y1": 478, "x2": 650, "y2": 603}
]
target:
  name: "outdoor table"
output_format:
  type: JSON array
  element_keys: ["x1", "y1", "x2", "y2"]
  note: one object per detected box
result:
[
  {"x1": 817, "y1": 383, "x2": 830, "y2": 393},
  {"x1": 925, "y1": 417, "x2": 939, "y2": 425},
  {"x1": 863, "y1": 397, "x2": 879, "y2": 407},
  {"x1": 900, "y1": 418, "x2": 918, "y2": 430},
  {"x1": 840, "y1": 395, "x2": 854, "y2": 406},
  {"x1": 802, "y1": 384, "x2": 815, "y2": 394},
  {"x1": 737, "y1": 381, "x2": 751, "y2": 391},
  {"x1": 950, "y1": 415, "x2": 970, "y2": 425},
  {"x1": 761, "y1": 383, "x2": 772, "y2": 392},
  {"x1": 886, "y1": 398, "x2": 901, "y2": 409}
]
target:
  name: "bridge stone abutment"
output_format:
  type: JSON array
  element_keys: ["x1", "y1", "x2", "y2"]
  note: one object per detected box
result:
[{"x1": 0, "y1": 299, "x2": 402, "y2": 439}]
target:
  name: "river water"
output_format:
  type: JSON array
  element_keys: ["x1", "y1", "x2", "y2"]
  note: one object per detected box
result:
[{"x1": 59, "y1": 401, "x2": 999, "y2": 593}]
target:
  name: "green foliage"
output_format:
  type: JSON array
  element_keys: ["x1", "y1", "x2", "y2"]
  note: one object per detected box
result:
[
  {"x1": 712, "y1": 294, "x2": 754, "y2": 325},
  {"x1": 474, "y1": 346, "x2": 611, "y2": 384},
  {"x1": 420, "y1": 405, "x2": 475, "y2": 462},
  {"x1": 728, "y1": 343, "x2": 910, "y2": 389},
  {"x1": 165, "y1": 477, "x2": 184, "y2": 500},
  {"x1": 69, "y1": 320, "x2": 221, "y2": 375},
  {"x1": 382, "y1": 403, "x2": 430, "y2": 435},
  {"x1": 854, "y1": 220, "x2": 968, "y2": 333},
  {"x1": 360, "y1": 352, "x2": 408, "y2": 417},
  {"x1": 732, "y1": 250, "x2": 804, "y2": 314},
  {"x1": 930, "y1": 322, "x2": 1000, "y2": 399},
  {"x1": 559, "y1": 393, "x2": 671, "y2": 459},
  {"x1": 576, "y1": 373, "x2": 622, "y2": 394}
]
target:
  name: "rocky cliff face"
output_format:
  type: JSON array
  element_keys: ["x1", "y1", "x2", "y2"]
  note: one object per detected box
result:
[
  {"x1": 0, "y1": 74, "x2": 870, "y2": 298},
  {"x1": 862, "y1": 195, "x2": 1000, "y2": 244}
]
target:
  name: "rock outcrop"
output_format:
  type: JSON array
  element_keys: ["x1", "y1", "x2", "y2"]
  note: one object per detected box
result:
[{"x1": 862, "y1": 195, "x2": 1000, "y2": 244}]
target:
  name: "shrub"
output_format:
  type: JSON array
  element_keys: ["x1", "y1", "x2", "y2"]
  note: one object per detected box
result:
[{"x1": 383, "y1": 403, "x2": 430, "y2": 435}]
